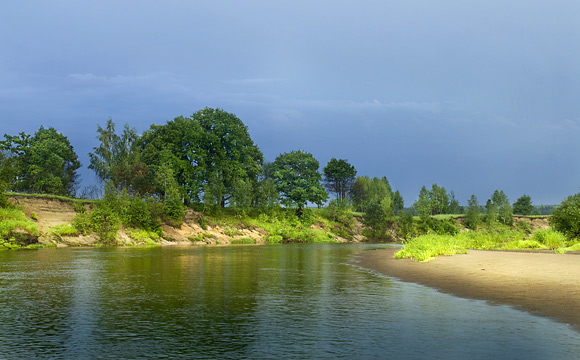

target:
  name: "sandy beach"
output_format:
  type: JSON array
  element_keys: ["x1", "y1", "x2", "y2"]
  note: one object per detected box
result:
[{"x1": 356, "y1": 248, "x2": 580, "y2": 331}]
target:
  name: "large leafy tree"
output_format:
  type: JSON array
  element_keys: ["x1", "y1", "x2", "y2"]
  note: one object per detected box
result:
[
  {"x1": 352, "y1": 176, "x2": 394, "y2": 213},
  {"x1": 139, "y1": 116, "x2": 205, "y2": 204},
  {"x1": 89, "y1": 119, "x2": 150, "y2": 194},
  {"x1": 193, "y1": 108, "x2": 263, "y2": 208},
  {"x1": 513, "y1": 194, "x2": 534, "y2": 215},
  {"x1": 139, "y1": 108, "x2": 264, "y2": 208},
  {"x1": 550, "y1": 193, "x2": 580, "y2": 238},
  {"x1": 1, "y1": 127, "x2": 80, "y2": 196},
  {"x1": 271, "y1": 150, "x2": 327, "y2": 215},
  {"x1": 323, "y1": 158, "x2": 356, "y2": 201}
]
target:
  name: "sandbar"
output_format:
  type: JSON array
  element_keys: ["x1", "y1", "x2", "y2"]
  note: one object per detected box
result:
[{"x1": 356, "y1": 248, "x2": 580, "y2": 331}]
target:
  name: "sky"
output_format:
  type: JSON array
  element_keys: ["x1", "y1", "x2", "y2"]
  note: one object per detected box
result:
[{"x1": 1, "y1": 0, "x2": 580, "y2": 206}]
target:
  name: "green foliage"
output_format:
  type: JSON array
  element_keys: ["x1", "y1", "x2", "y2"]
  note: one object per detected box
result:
[
  {"x1": 395, "y1": 229, "x2": 528, "y2": 261},
  {"x1": 0, "y1": 207, "x2": 39, "y2": 240},
  {"x1": 224, "y1": 226, "x2": 242, "y2": 237},
  {"x1": 73, "y1": 211, "x2": 92, "y2": 236},
  {"x1": 162, "y1": 190, "x2": 185, "y2": 226},
  {"x1": 414, "y1": 185, "x2": 431, "y2": 223},
  {"x1": 327, "y1": 199, "x2": 354, "y2": 228},
  {"x1": 392, "y1": 190, "x2": 404, "y2": 215},
  {"x1": 193, "y1": 108, "x2": 264, "y2": 207},
  {"x1": 362, "y1": 194, "x2": 395, "y2": 239},
  {"x1": 49, "y1": 223, "x2": 79, "y2": 238},
  {"x1": 396, "y1": 210, "x2": 415, "y2": 240},
  {"x1": 448, "y1": 191, "x2": 461, "y2": 214},
  {"x1": 464, "y1": 194, "x2": 481, "y2": 230},
  {"x1": 352, "y1": 176, "x2": 393, "y2": 213},
  {"x1": 2, "y1": 127, "x2": 80, "y2": 196},
  {"x1": 248, "y1": 208, "x2": 339, "y2": 244},
  {"x1": 429, "y1": 184, "x2": 449, "y2": 215},
  {"x1": 0, "y1": 151, "x2": 17, "y2": 206},
  {"x1": 230, "y1": 238, "x2": 256, "y2": 245},
  {"x1": 515, "y1": 220, "x2": 532, "y2": 234},
  {"x1": 486, "y1": 190, "x2": 513, "y2": 226},
  {"x1": 188, "y1": 233, "x2": 216, "y2": 242},
  {"x1": 271, "y1": 150, "x2": 328, "y2": 214},
  {"x1": 513, "y1": 194, "x2": 534, "y2": 215},
  {"x1": 89, "y1": 119, "x2": 151, "y2": 195},
  {"x1": 323, "y1": 158, "x2": 356, "y2": 201},
  {"x1": 549, "y1": 193, "x2": 580, "y2": 239},
  {"x1": 531, "y1": 229, "x2": 566, "y2": 249},
  {"x1": 88, "y1": 204, "x2": 121, "y2": 244},
  {"x1": 125, "y1": 228, "x2": 161, "y2": 245}
]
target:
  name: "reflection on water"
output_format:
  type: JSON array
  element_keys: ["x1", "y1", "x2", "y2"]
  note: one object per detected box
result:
[{"x1": 0, "y1": 244, "x2": 579, "y2": 359}]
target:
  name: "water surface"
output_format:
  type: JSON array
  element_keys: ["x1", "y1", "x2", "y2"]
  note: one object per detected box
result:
[{"x1": 0, "y1": 244, "x2": 579, "y2": 359}]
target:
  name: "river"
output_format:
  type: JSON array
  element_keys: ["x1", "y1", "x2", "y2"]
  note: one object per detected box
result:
[{"x1": 0, "y1": 244, "x2": 579, "y2": 359}]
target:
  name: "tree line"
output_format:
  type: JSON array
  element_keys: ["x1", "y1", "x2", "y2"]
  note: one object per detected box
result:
[{"x1": 0, "y1": 107, "x2": 555, "y2": 236}]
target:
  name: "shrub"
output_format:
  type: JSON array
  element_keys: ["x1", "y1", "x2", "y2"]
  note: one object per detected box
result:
[
  {"x1": 550, "y1": 193, "x2": 580, "y2": 238},
  {"x1": 267, "y1": 234, "x2": 283, "y2": 244},
  {"x1": 515, "y1": 221, "x2": 532, "y2": 234},
  {"x1": 327, "y1": 199, "x2": 354, "y2": 228},
  {"x1": 49, "y1": 223, "x2": 79, "y2": 238},
  {"x1": 89, "y1": 205, "x2": 120, "y2": 243},
  {"x1": 531, "y1": 228, "x2": 566, "y2": 249}
]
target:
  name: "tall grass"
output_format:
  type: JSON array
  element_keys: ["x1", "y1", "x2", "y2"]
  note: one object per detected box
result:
[
  {"x1": 395, "y1": 228, "x2": 568, "y2": 262},
  {"x1": 0, "y1": 207, "x2": 39, "y2": 238}
]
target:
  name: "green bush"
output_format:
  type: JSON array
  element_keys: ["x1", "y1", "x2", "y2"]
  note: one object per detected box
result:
[
  {"x1": 49, "y1": 223, "x2": 79, "y2": 238},
  {"x1": 89, "y1": 205, "x2": 120, "y2": 244},
  {"x1": 327, "y1": 199, "x2": 354, "y2": 228},
  {"x1": 515, "y1": 221, "x2": 532, "y2": 234},
  {"x1": 531, "y1": 228, "x2": 566, "y2": 249},
  {"x1": 550, "y1": 193, "x2": 580, "y2": 238}
]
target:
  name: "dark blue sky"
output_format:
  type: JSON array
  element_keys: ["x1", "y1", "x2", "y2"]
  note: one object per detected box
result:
[{"x1": 1, "y1": 0, "x2": 580, "y2": 205}]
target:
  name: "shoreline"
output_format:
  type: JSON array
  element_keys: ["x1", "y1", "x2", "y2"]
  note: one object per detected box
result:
[{"x1": 356, "y1": 248, "x2": 580, "y2": 332}]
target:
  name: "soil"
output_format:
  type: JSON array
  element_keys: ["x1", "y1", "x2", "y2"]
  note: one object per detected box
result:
[
  {"x1": 7, "y1": 195, "x2": 269, "y2": 246},
  {"x1": 356, "y1": 248, "x2": 580, "y2": 332}
]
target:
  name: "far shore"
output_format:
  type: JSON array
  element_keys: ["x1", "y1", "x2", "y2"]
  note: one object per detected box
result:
[{"x1": 356, "y1": 248, "x2": 580, "y2": 332}]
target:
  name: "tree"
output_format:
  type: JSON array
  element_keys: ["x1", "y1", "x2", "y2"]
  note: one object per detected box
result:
[
  {"x1": 393, "y1": 190, "x2": 404, "y2": 215},
  {"x1": 193, "y1": 108, "x2": 263, "y2": 208},
  {"x1": 323, "y1": 158, "x2": 356, "y2": 201},
  {"x1": 352, "y1": 176, "x2": 394, "y2": 213},
  {"x1": 513, "y1": 194, "x2": 534, "y2": 215},
  {"x1": 89, "y1": 119, "x2": 150, "y2": 195},
  {"x1": 2, "y1": 127, "x2": 80, "y2": 196},
  {"x1": 413, "y1": 185, "x2": 431, "y2": 222},
  {"x1": 490, "y1": 189, "x2": 513, "y2": 226},
  {"x1": 429, "y1": 183, "x2": 449, "y2": 215},
  {"x1": 448, "y1": 190, "x2": 461, "y2": 214},
  {"x1": 465, "y1": 194, "x2": 481, "y2": 230},
  {"x1": 139, "y1": 116, "x2": 205, "y2": 204},
  {"x1": 0, "y1": 151, "x2": 17, "y2": 207},
  {"x1": 550, "y1": 193, "x2": 580, "y2": 238},
  {"x1": 271, "y1": 150, "x2": 328, "y2": 216}
]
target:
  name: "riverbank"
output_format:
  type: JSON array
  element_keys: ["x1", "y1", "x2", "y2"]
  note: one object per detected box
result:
[{"x1": 356, "y1": 248, "x2": 580, "y2": 331}]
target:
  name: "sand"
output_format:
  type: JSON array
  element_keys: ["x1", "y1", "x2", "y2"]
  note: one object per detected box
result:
[{"x1": 356, "y1": 248, "x2": 580, "y2": 331}]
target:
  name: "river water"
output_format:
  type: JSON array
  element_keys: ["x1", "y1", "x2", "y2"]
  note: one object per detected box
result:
[{"x1": 0, "y1": 244, "x2": 579, "y2": 359}]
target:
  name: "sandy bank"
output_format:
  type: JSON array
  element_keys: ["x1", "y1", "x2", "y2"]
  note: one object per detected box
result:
[{"x1": 356, "y1": 248, "x2": 580, "y2": 331}]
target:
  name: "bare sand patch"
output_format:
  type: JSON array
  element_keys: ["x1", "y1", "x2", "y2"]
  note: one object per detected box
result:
[{"x1": 356, "y1": 248, "x2": 580, "y2": 331}]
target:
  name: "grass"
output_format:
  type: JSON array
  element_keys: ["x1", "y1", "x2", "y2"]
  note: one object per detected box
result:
[
  {"x1": 125, "y1": 228, "x2": 161, "y2": 245},
  {"x1": 0, "y1": 207, "x2": 39, "y2": 239},
  {"x1": 395, "y1": 228, "x2": 569, "y2": 262},
  {"x1": 48, "y1": 223, "x2": 79, "y2": 238}
]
